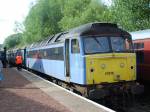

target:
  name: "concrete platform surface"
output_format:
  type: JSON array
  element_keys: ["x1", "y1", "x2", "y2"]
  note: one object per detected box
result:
[
  {"x1": 0, "y1": 68, "x2": 115, "y2": 112},
  {"x1": 0, "y1": 68, "x2": 71, "y2": 112}
]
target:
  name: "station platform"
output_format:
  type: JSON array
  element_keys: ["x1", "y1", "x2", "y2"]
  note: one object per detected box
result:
[{"x1": 0, "y1": 68, "x2": 114, "y2": 112}]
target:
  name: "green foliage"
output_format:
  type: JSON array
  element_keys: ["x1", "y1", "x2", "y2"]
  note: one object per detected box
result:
[
  {"x1": 24, "y1": 0, "x2": 63, "y2": 43},
  {"x1": 59, "y1": 0, "x2": 110, "y2": 30},
  {"x1": 3, "y1": 33, "x2": 22, "y2": 49},
  {"x1": 111, "y1": 0, "x2": 150, "y2": 31}
]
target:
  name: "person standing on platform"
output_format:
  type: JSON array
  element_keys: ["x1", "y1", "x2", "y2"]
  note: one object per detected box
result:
[
  {"x1": 0, "y1": 60, "x2": 4, "y2": 81},
  {"x1": 15, "y1": 54, "x2": 23, "y2": 70}
]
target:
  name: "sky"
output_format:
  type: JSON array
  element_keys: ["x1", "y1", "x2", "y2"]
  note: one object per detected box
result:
[
  {"x1": 102, "y1": 0, "x2": 112, "y2": 6},
  {"x1": 131, "y1": 29, "x2": 150, "y2": 40},
  {"x1": 0, "y1": 0, "x2": 36, "y2": 44}
]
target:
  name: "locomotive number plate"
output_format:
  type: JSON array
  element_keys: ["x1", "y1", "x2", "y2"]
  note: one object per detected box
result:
[{"x1": 105, "y1": 72, "x2": 114, "y2": 75}]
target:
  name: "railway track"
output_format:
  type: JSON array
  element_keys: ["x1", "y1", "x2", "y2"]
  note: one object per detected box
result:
[
  {"x1": 126, "y1": 85, "x2": 150, "y2": 112},
  {"x1": 97, "y1": 85, "x2": 150, "y2": 112}
]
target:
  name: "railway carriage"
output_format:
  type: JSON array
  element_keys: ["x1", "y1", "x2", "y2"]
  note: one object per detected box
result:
[
  {"x1": 131, "y1": 29, "x2": 150, "y2": 82},
  {"x1": 7, "y1": 48, "x2": 26, "y2": 67},
  {"x1": 7, "y1": 49, "x2": 17, "y2": 65},
  {"x1": 7, "y1": 23, "x2": 143, "y2": 99}
]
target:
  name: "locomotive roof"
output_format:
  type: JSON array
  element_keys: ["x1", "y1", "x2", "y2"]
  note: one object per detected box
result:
[
  {"x1": 68, "y1": 22, "x2": 131, "y2": 37},
  {"x1": 27, "y1": 22, "x2": 131, "y2": 49},
  {"x1": 69, "y1": 22, "x2": 117, "y2": 34},
  {"x1": 130, "y1": 29, "x2": 150, "y2": 40}
]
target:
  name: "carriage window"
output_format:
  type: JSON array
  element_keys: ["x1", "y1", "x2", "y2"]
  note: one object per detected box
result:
[
  {"x1": 71, "y1": 39, "x2": 80, "y2": 53},
  {"x1": 133, "y1": 43, "x2": 144, "y2": 49}
]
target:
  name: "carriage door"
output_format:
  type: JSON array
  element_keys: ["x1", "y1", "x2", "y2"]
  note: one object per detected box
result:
[{"x1": 65, "y1": 39, "x2": 70, "y2": 82}]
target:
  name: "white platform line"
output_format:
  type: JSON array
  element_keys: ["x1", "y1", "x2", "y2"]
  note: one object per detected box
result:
[{"x1": 22, "y1": 69, "x2": 115, "y2": 112}]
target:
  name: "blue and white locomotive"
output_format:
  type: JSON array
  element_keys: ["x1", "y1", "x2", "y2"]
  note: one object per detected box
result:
[{"x1": 7, "y1": 23, "x2": 144, "y2": 99}]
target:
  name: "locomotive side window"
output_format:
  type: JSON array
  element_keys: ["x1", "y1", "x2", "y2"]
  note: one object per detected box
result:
[
  {"x1": 44, "y1": 50, "x2": 47, "y2": 57},
  {"x1": 27, "y1": 47, "x2": 63, "y2": 61},
  {"x1": 71, "y1": 39, "x2": 80, "y2": 53},
  {"x1": 39, "y1": 50, "x2": 44, "y2": 58},
  {"x1": 47, "y1": 47, "x2": 64, "y2": 60},
  {"x1": 54, "y1": 48, "x2": 59, "y2": 54}
]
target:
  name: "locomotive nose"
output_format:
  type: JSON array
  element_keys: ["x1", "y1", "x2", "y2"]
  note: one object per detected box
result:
[{"x1": 86, "y1": 53, "x2": 136, "y2": 84}]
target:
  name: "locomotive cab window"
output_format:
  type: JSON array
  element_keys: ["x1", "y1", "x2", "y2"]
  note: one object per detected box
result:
[
  {"x1": 111, "y1": 37, "x2": 126, "y2": 52},
  {"x1": 111, "y1": 37, "x2": 133, "y2": 52},
  {"x1": 83, "y1": 37, "x2": 110, "y2": 54},
  {"x1": 71, "y1": 39, "x2": 80, "y2": 53},
  {"x1": 83, "y1": 36, "x2": 132, "y2": 54}
]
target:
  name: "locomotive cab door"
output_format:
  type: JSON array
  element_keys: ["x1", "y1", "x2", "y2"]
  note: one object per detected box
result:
[{"x1": 64, "y1": 39, "x2": 70, "y2": 82}]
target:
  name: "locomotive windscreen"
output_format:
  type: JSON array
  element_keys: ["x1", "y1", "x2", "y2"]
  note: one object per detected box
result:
[{"x1": 83, "y1": 36, "x2": 133, "y2": 54}]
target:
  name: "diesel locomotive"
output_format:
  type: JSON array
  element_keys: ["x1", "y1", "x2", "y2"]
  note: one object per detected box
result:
[{"x1": 7, "y1": 22, "x2": 143, "y2": 99}]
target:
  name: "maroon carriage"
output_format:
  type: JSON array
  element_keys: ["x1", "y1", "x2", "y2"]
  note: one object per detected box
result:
[{"x1": 131, "y1": 29, "x2": 150, "y2": 82}]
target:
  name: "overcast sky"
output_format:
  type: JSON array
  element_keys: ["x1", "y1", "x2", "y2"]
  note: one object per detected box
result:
[{"x1": 0, "y1": 0, "x2": 36, "y2": 44}]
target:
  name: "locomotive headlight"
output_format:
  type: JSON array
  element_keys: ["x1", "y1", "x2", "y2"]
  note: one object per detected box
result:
[
  {"x1": 101, "y1": 64, "x2": 106, "y2": 69},
  {"x1": 90, "y1": 68, "x2": 94, "y2": 73},
  {"x1": 120, "y1": 63, "x2": 125, "y2": 68}
]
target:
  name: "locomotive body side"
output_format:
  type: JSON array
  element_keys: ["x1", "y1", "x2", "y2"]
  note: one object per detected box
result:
[{"x1": 26, "y1": 38, "x2": 86, "y2": 84}]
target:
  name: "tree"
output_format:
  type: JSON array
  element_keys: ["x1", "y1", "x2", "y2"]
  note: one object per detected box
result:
[
  {"x1": 111, "y1": 0, "x2": 150, "y2": 31},
  {"x1": 59, "y1": 0, "x2": 110, "y2": 31},
  {"x1": 23, "y1": 0, "x2": 63, "y2": 43},
  {"x1": 3, "y1": 33, "x2": 22, "y2": 49}
]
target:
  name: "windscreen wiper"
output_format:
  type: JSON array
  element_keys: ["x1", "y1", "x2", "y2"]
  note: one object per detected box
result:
[{"x1": 93, "y1": 38, "x2": 102, "y2": 47}]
